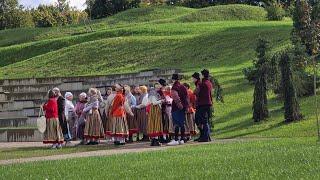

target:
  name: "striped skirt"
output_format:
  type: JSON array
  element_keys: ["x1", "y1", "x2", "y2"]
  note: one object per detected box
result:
[
  {"x1": 104, "y1": 115, "x2": 113, "y2": 137},
  {"x1": 43, "y1": 118, "x2": 64, "y2": 144},
  {"x1": 186, "y1": 112, "x2": 197, "y2": 136},
  {"x1": 147, "y1": 105, "x2": 163, "y2": 138},
  {"x1": 84, "y1": 109, "x2": 105, "y2": 140},
  {"x1": 136, "y1": 108, "x2": 148, "y2": 135},
  {"x1": 128, "y1": 109, "x2": 139, "y2": 135},
  {"x1": 111, "y1": 116, "x2": 129, "y2": 138}
]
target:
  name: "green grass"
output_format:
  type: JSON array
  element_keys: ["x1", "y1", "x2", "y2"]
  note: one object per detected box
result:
[
  {"x1": 0, "y1": 145, "x2": 111, "y2": 161},
  {"x1": 1, "y1": 138, "x2": 320, "y2": 179}
]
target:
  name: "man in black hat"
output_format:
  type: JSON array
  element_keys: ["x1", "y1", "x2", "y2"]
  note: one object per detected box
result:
[
  {"x1": 194, "y1": 69, "x2": 213, "y2": 142},
  {"x1": 168, "y1": 74, "x2": 189, "y2": 146}
]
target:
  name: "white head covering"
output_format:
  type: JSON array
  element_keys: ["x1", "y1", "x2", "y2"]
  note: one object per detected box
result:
[
  {"x1": 79, "y1": 92, "x2": 87, "y2": 98},
  {"x1": 65, "y1": 92, "x2": 73, "y2": 99}
]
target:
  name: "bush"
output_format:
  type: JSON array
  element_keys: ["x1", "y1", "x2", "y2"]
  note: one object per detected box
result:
[{"x1": 266, "y1": 3, "x2": 285, "y2": 21}]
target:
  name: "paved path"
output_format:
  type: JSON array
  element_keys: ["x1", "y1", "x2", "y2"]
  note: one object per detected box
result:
[{"x1": 0, "y1": 138, "x2": 271, "y2": 166}]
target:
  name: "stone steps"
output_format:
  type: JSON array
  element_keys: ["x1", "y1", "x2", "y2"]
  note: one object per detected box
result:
[
  {"x1": 0, "y1": 127, "x2": 42, "y2": 142},
  {"x1": 0, "y1": 117, "x2": 36, "y2": 128}
]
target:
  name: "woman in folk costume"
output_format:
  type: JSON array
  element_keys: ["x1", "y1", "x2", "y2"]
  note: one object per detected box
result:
[
  {"x1": 183, "y1": 83, "x2": 197, "y2": 139},
  {"x1": 135, "y1": 86, "x2": 149, "y2": 141},
  {"x1": 147, "y1": 84, "x2": 165, "y2": 146},
  {"x1": 110, "y1": 84, "x2": 134, "y2": 145},
  {"x1": 158, "y1": 79, "x2": 170, "y2": 143},
  {"x1": 104, "y1": 86, "x2": 117, "y2": 141},
  {"x1": 124, "y1": 85, "x2": 137, "y2": 143},
  {"x1": 65, "y1": 92, "x2": 76, "y2": 141},
  {"x1": 131, "y1": 86, "x2": 141, "y2": 141},
  {"x1": 42, "y1": 90, "x2": 64, "y2": 149},
  {"x1": 75, "y1": 92, "x2": 87, "y2": 145},
  {"x1": 164, "y1": 85, "x2": 174, "y2": 139},
  {"x1": 101, "y1": 87, "x2": 113, "y2": 130},
  {"x1": 83, "y1": 88, "x2": 105, "y2": 145}
]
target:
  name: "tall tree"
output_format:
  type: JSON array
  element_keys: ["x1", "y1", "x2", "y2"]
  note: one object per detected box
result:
[
  {"x1": 252, "y1": 38, "x2": 269, "y2": 122},
  {"x1": 279, "y1": 50, "x2": 303, "y2": 122},
  {"x1": 57, "y1": 0, "x2": 69, "y2": 12}
]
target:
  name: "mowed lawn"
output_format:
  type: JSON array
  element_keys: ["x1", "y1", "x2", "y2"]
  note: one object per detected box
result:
[
  {"x1": 1, "y1": 138, "x2": 320, "y2": 179},
  {"x1": 1, "y1": 4, "x2": 320, "y2": 179}
]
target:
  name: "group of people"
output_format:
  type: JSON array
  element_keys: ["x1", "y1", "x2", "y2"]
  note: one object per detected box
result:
[{"x1": 42, "y1": 69, "x2": 214, "y2": 149}]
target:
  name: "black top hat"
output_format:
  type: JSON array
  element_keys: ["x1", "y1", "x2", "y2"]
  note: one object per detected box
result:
[
  {"x1": 192, "y1": 72, "x2": 200, "y2": 80},
  {"x1": 172, "y1": 73, "x2": 180, "y2": 81},
  {"x1": 201, "y1": 69, "x2": 210, "y2": 78},
  {"x1": 158, "y1": 79, "x2": 167, "y2": 86}
]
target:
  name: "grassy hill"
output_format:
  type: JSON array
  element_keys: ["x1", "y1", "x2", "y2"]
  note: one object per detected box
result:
[{"x1": 1, "y1": 4, "x2": 320, "y2": 179}]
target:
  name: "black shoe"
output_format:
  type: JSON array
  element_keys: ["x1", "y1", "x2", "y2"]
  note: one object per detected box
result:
[
  {"x1": 198, "y1": 138, "x2": 210, "y2": 142},
  {"x1": 86, "y1": 141, "x2": 93, "y2": 145},
  {"x1": 136, "y1": 136, "x2": 140, "y2": 142},
  {"x1": 141, "y1": 135, "x2": 149, "y2": 142},
  {"x1": 114, "y1": 141, "x2": 120, "y2": 145},
  {"x1": 151, "y1": 139, "x2": 161, "y2": 146},
  {"x1": 92, "y1": 141, "x2": 99, "y2": 145},
  {"x1": 128, "y1": 136, "x2": 133, "y2": 143}
]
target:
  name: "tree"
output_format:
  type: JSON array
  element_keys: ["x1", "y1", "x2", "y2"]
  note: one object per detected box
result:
[
  {"x1": 279, "y1": 50, "x2": 303, "y2": 122},
  {"x1": 56, "y1": 0, "x2": 70, "y2": 12},
  {"x1": 252, "y1": 38, "x2": 270, "y2": 122}
]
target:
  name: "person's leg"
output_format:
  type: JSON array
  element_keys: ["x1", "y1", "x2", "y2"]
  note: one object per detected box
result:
[
  {"x1": 194, "y1": 107, "x2": 203, "y2": 141},
  {"x1": 199, "y1": 106, "x2": 211, "y2": 142}
]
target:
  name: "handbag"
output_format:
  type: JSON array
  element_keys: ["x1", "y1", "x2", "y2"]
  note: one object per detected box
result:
[{"x1": 37, "y1": 107, "x2": 46, "y2": 133}]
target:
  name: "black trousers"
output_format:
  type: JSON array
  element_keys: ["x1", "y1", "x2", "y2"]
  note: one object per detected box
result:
[{"x1": 195, "y1": 105, "x2": 212, "y2": 140}]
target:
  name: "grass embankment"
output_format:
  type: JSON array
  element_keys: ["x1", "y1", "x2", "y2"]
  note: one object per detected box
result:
[{"x1": 1, "y1": 138, "x2": 319, "y2": 179}]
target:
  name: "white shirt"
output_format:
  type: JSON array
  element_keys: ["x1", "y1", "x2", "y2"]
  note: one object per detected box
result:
[{"x1": 65, "y1": 99, "x2": 75, "y2": 117}]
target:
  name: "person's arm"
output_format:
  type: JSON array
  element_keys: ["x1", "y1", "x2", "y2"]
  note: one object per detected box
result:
[
  {"x1": 124, "y1": 101, "x2": 134, "y2": 116},
  {"x1": 83, "y1": 103, "x2": 94, "y2": 113},
  {"x1": 136, "y1": 95, "x2": 148, "y2": 109},
  {"x1": 171, "y1": 90, "x2": 183, "y2": 110},
  {"x1": 131, "y1": 95, "x2": 137, "y2": 108}
]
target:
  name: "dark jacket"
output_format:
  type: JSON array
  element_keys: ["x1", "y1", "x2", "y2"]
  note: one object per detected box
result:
[
  {"x1": 195, "y1": 78, "x2": 213, "y2": 107},
  {"x1": 57, "y1": 96, "x2": 66, "y2": 122},
  {"x1": 171, "y1": 81, "x2": 189, "y2": 112}
]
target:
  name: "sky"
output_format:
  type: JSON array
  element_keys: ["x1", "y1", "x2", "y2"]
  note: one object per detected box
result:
[{"x1": 19, "y1": 0, "x2": 87, "y2": 10}]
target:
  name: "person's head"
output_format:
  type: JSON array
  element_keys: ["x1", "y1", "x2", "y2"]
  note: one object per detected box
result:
[
  {"x1": 192, "y1": 72, "x2": 200, "y2": 83},
  {"x1": 139, "y1": 85, "x2": 148, "y2": 94},
  {"x1": 154, "y1": 82, "x2": 161, "y2": 91},
  {"x1": 183, "y1": 83, "x2": 190, "y2": 90},
  {"x1": 133, "y1": 86, "x2": 140, "y2": 94},
  {"x1": 52, "y1": 87, "x2": 61, "y2": 97},
  {"x1": 48, "y1": 90, "x2": 55, "y2": 99},
  {"x1": 79, "y1": 92, "x2": 87, "y2": 102},
  {"x1": 106, "y1": 87, "x2": 112, "y2": 96},
  {"x1": 124, "y1": 85, "x2": 131, "y2": 95},
  {"x1": 171, "y1": 73, "x2": 181, "y2": 82},
  {"x1": 64, "y1": 92, "x2": 73, "y2": 101},
  {"x1": 115, "y1": 84, "x2": 123, "y2": 93},
  {"x1": 88, "y1": 88, "x2": 98, "y2": 97},
  {"x1": 158, "y1": 79, "x2": 167, "y2": 87},
  {"x1": 201, "y1": 69, "x2": 210, "y2": 79}
]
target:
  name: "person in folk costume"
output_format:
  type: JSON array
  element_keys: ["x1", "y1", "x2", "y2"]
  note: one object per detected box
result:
[
  {"x1": 158, "y1": 79, "x2": 170, "y2": 143},
  {"x1": 65, "y1": 92, "x2": 77, "y2": 141},
  {"x1": 131, "y1": 85, "x2": 141, "y2": 141},
  {"x1": 110, "y1": 84, "x2": 134, "y2": 145},
  {"x1": 135, "y1": 86, "x2": 149, "y2": 142},
  {"x1": 42, "y1": 90, "x2": 64, "y2": 149},
  {"x1": 83, "y1": 88, "x2": 105, "y2": 145},
  {"x1": 164, "y1": 85, "x2": 174, "y2": 140},
  {"x1": 75, "y1": 92, "x2": 88, "y2": 145},
  {"x1": 104, "y1": 86, "x2": 117, "y2": 142},
  {"x1": 147, "y1": 84, "x2": 165, "y2": 146},
  {"x1": 168, "y1": 73, "x2": 190, "y2": 146},
  {"x1": 194, "y1": 69, "x2": 213, "y2": 142},
  {"x1": 183, "y1": 83, "x2": 197, "y2": 140},
  {"x1": 124, "y1": 85, "x2": 138, "y2": 143},
  {"x1": 101, "y1": 87, "x2": 113, "y2": 133},
  {"x1": 52, "y1": 87, "x2": 71, "y2": 143}
]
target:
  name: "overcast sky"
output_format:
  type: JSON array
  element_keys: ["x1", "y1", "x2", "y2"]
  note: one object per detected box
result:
[{"x1": 19, "y1": 0, "x2": 87, "y2": 10}]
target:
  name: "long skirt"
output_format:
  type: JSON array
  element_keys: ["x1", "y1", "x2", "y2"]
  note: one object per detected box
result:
[
  {"x1": 136, "y1": 108, "x2": 148, "y2": 135},
  {"x1": 165, "y1": 106, "x2": 174, "y2": 135},
  {"x1": 186, "y1": 112, "x2": 197, "y2": 136},
  {"x1": 67, "y1": 111, "x2": 77, "y2": 140},
  {"x1": 84, "y1": 109, "x2": 105, "y2": 140},
  {"x1": 43, "y1": 118, "x2": 64, "y2": 144},
  {"x1": 105, "y1": 115, "x2": 113, "y2": 137},
  {"x1": 128, "y1": 108, "x2": 139, "y2": 135},
  {"x1": 147, "y1": 105, "x2": 163, "y2": 138},
  {"x1": 77, "y1": 115, "x2": 86, "y2": 140},
  {"x1": 111, "y1": 116, "x2": 129, "y2": 138}
]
